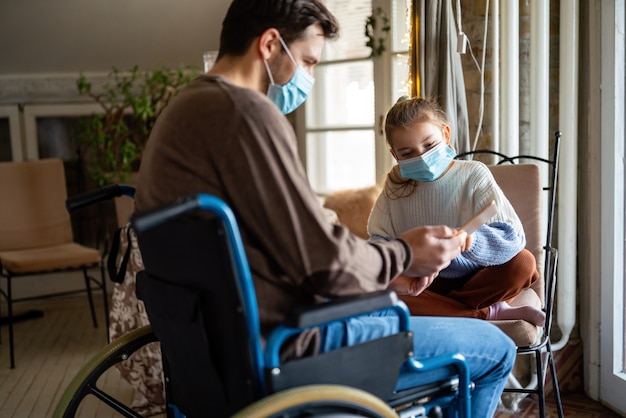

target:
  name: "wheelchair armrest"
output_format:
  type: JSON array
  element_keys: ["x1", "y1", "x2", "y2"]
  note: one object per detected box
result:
[
  {"x1": 265, "y1": 290, "x2": 411, "y2": 369},
  {"x1": 283, "y1": 290, "x2": 399, "y2": 328}
]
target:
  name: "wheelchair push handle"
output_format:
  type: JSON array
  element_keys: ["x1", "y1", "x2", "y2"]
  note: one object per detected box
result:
[
  {"x1": 66, "y1": 184, "x2": 136, "y2": 213},
  {"x1": 132, "y1": 195, "x2": 201, "y2": 233},
  {"x1": 132, "y1": 194, "x2": 240, "y2": 234}
]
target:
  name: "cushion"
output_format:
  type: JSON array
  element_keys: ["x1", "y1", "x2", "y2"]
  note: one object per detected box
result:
[{"x1": 0, "y1": 243, "x2": 101, "y2": 274}]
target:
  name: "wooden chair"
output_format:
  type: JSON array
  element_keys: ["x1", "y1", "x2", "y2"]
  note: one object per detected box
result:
[
  {"x1": 457, "y1": 131, "x2": 563, "y2": 418},
  {"x1": 0, "y1": 158, "x2": 108, "y2": 368}
]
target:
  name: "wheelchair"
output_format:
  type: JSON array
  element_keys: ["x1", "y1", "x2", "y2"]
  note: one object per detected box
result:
[{"x1": 54, "y1": 188, "x2": 472, "y2": 418}]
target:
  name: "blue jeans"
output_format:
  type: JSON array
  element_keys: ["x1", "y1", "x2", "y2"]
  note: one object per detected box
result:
[{"x1": 319, "y1": 310, "x2": 516, "y2": 418}]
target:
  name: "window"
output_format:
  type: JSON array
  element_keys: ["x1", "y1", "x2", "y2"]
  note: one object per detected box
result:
[
  {"x1": 0, "y1": 105, "x2": 22, "y2": 162},
  {"x1": 301, "y1": 0, "x2": 410, "y2": 195},
  {"x1": 21, "y1": 103, "x2": 103, "y2": 161}
]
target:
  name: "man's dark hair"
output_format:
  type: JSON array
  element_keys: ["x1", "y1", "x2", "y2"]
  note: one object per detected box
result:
[{"x1": 219, "y1": 0, "x2": 339, "y2": 57}]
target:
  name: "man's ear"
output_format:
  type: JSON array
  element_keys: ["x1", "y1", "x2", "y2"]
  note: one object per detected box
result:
[{"x1": 258, "y1": 28, "x2": 281, "y2": 60}]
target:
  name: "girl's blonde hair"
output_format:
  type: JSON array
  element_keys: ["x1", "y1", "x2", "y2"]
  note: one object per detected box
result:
[
  {"x1": 383, "y1": 96, "x2": 449, "y2": 198},
  {"x1": 383, "y1": 95, "x2": 448, "y2": 148}
]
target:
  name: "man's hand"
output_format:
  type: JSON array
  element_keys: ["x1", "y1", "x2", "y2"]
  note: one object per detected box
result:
[
  {"x1": 388, "y1": 274, "x2": 437, "y2": 296},
  {"x1": 400, "y1": 225, "x2": 467, "y2": 277}
]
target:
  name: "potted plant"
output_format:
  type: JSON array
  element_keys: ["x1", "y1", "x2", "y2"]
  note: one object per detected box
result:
[{"x1": 75, "y1": 64, "x2": 200, "y2": 187}]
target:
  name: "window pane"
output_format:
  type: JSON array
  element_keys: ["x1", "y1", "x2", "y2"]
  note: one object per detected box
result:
[
  {"x1": 392, "y1": 0, "x2": 410, "y2": 52},
  {"x1": 392, "y1": 52, "x2": 411, "y2": 99},
  {"x1": 308, "y1": 61, "x2": 375, "y2": 129},
  {"x1": 306, "y1": 130, "x2": 376, "y2": 193},
  {"x1": 36, "y1": 117, "x2": 82, "y2": 161},
  {"x1": 322, "y1": 0, "x2": 372, "y2": 60}
]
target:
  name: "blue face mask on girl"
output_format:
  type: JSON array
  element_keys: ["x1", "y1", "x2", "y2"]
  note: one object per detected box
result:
[
  {"x1": 263, "y1": 36, "x2": 315, "y2": 115},
  {"x1": 398, "y1": 142, "x2": 456, "y2": 182}
]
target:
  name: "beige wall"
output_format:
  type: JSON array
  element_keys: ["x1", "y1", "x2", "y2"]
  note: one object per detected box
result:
[{"x1": 0, "y1": 0, "x2": 230, "y2": 75}]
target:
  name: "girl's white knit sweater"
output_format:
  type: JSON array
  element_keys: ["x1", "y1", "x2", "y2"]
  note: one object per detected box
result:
[{"x1": 368, "y1": 160, "x2": 525, "y2": 279}]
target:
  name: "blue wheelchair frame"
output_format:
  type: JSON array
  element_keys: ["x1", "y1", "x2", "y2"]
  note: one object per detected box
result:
[
  {"x1": 55, "y1": 186, "x2": 471, "y2": 418},
  {"x1": 133, "y1": 193, "x2": 471, "y2": 417}
]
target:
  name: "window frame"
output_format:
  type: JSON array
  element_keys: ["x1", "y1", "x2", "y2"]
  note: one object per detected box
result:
[{"x1": 296, "y1": 0, "x2": 409, "y2": 195}]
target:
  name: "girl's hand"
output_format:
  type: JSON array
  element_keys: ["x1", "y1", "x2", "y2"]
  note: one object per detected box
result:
[{"x1": 463, "y1": 233, "x2": 472, "y2": 251}]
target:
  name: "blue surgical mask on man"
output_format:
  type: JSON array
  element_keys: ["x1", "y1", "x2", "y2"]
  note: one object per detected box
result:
[
  {"x1": 263, "y1": 36, "x2": 315, "y2": 114},
  {"x1": 398, "y1": 142, "x2": 456, "y2": 182}
]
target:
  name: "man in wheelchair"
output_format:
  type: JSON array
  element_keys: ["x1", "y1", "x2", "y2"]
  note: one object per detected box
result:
[{"x1": 132, "y1": 1, "x2": 517, "y2": 416}]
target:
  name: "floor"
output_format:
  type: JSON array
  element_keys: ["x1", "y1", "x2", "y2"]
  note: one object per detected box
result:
[
  {"x1": 493, "y1": 337, "x2": 624, "y2": 418},
  {"x1": 0, "y1": 292, "x2": 137, "y2": 417},
  {"x1": 0, "y1": 292, "x2": 624, "y2": 417}
]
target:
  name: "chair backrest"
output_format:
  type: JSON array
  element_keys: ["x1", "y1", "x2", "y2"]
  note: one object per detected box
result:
[
  {"x1": 456, "y1": 131, "x2": 560, "y2": 314},
  {"x1": 489, "y1": 164, "x2": 545, "y2": 300},
  {"x1": 0, "y1": 158, "x2": 73, "y2": 251},
  {"x1": 133, "y1": 203, "x2": 260, "y2": 417},
  {"x1": 323, "y1": 185, "x2": 383, "y2": 240}
]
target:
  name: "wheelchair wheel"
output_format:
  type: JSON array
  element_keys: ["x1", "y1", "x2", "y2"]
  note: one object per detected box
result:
[
  {"x1": 52, "y1": 325, "x2": 158, "y2": 418},
  {"x1": 231, "y1": 384, "x2": 398, "y2": 418}
]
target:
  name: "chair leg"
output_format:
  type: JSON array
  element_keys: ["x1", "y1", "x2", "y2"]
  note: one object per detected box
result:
[
  {"x1": 83, "y1": 268, "x2": 98, "y2": 328},
  {"x1": 547, "y1": 342, "x2": 564, "y2": 418},
  {"x1": 99, "y1": 262, "x2": 110, "y2": 342},
  {"x1": 7, "y1": 276, "x2": 15, "y2": 369},
  {"x1": 535, "y1": 349, "x2": 546, "y2": 418}
]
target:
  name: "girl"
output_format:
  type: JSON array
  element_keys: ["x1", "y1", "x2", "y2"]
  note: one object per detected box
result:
[{"x1": 368, "y1": 96, "x2": 545, "y2": 326}]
